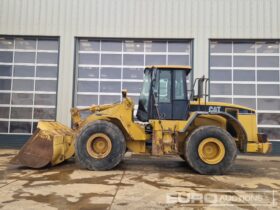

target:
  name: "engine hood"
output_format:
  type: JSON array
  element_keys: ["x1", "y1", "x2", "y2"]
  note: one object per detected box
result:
[{"x1": 190, "y1": 101, "x2": 255, "y2": 114}]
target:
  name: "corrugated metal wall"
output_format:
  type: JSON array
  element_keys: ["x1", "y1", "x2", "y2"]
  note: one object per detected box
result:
[{"x1": 0, "y1": 0, "x2": 279, "y2": 126}]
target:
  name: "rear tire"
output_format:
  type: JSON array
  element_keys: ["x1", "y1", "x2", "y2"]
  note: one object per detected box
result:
[
  {"x1": 75, "y1": 120, "x2": 126, "y2": 171},
  {"x1": 185, "y1": 126, "x2": 237, "y2": 175}
]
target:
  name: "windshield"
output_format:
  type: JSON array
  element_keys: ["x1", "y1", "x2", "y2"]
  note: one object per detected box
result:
[
  {"x1": 139, "y1": 70, "x2": 151, "y2": 111},
  {"x1": 136, "y1": 69, "x2": 152, "y2": 121}
]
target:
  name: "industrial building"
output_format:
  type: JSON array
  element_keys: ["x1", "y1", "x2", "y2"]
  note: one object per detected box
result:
[{"x1": 0, "y1": 0, "x2": 279, "y2": 154}]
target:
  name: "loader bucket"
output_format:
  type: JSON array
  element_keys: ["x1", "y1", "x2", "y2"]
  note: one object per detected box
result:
[{"x1": 11, "y1": 121, "x2": 76, "y2": 168}]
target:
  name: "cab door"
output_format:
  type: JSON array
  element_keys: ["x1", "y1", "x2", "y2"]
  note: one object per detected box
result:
[
  {"x1": 150, "y1": 69, "x2": 188, "y2": 120},
  {"x1": 156, "y1": 70, "x2": 172, "y2": 119}
]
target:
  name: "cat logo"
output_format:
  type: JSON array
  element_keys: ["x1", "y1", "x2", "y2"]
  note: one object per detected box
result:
[{"x1": 209, "y1": 106, "x2": 221, "y2": 113}]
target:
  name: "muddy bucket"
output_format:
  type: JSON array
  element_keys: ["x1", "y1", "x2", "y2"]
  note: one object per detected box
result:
[{"x1": 11, "y1": 121, "x2": 76, "y2": 168}]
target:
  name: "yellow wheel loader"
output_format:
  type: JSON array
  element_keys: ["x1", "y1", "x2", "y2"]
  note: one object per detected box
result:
[{"x1": 11, "y1": 65, "x2": 272, "y2": 174}]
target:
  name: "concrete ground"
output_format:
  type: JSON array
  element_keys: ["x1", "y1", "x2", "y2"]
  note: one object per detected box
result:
[{"x1": 0, "y1": 149, "x2": 279, "y2": 210}]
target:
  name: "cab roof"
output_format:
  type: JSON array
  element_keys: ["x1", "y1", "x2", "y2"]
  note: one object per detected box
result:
[{"x1": 145, "y1": 65, "x2": 192, "y2": 71}]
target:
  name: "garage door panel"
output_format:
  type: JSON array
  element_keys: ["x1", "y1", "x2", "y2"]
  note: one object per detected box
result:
[
  {"x1": 74, "y1": 39, "x2": 192, "y2": 109},
  {"x1": 0, "y1": 36, "x2": 59, "y2": 136},
  {"x1": 210, "y1": 40, "x2": 280, "y2": 140}
]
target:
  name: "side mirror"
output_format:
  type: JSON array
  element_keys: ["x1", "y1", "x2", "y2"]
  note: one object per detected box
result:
[
  {"x1": 197, "y1": 76, "x2": 205, "y2": 99},
  {"x1": 121, "y1": 89, "x2": 127, "y2": 99}
]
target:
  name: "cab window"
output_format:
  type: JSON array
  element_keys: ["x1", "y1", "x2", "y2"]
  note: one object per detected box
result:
[
  {"x1": 158, "y1": 70, "x2": 171, "y2": 103},
  {"x1": 174, "y1": 70, "x2": 186, "y2": 100}
]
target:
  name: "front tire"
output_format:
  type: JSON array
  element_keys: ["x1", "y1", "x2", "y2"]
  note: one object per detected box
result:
[
  {"x1": 75, "y1": 120, "x2": 126, "y2": 171},
  {"x1": 185, "y1": 126, "x2": 237, "y2": 175}
]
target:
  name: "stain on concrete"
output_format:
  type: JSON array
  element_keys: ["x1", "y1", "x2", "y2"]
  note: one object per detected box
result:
[
  {"x1": 12, "y1": 190, "x2": 111, "y2": 210},
  {"x1": 116, "y1": 202, "x2": 128, "y2": 206},
  {"x1": 0, "y1": 153, "x2": 14, "y2": 157}
]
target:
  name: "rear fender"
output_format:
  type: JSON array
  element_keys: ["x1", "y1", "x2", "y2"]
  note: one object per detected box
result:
[
  {"x1": 181, "y1": 112, "x2": 248, "y2": 152},
  {"x1": 215, "y1": 112, "x2": 248, "y2": 152}
]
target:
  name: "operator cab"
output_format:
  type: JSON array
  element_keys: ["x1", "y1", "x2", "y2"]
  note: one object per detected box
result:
[{"x1": 136, "y1": 65, "x2": 192, "y2": 122}]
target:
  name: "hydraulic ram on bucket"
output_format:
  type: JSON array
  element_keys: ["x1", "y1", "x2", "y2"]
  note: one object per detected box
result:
[{"x1": 11, "y1": 121, "x2": 76, "y2": 168}]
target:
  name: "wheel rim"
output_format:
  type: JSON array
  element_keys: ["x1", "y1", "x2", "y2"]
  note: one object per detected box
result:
[
  {"x1": 86, "y1": 133, "x2": 112, "y2": 159},
  {"x1": 198, "y1": 138, "x2": 225, "y2": 165}
]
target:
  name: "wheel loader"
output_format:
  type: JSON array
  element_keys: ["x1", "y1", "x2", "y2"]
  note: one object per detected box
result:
[{"x1": 11, "y1": 65, "x2": 272, "y2": 174}]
